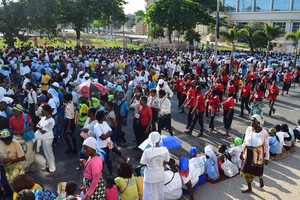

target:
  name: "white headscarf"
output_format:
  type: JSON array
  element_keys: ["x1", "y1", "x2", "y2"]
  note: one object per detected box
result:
[
  {"x1": 251, "y1": 114, "x2": 264, "y2": 126},
  {"x1": 204, "y1": 145, "x2": 214, "y2": 157},
  {"x1": 47, "y1": 88, "x2": 59, "y2": 107},
  {"x1": 149, "y1": 131, "x2": 161, "y2": 147},
  {"x1": 83, "y1": 137, "x2": 97, "y2": 150}
]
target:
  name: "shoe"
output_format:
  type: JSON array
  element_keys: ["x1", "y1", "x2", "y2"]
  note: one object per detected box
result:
[
  {"x1": 273, "y1": 108, "x2": 276, "y2": 114},
  {"x1": 197, "y1": 133, "x2": 203, "y2": 137},
  {"x1": 41, "y1": 167, "x2": 50, "y2": 172},
  {"x1": 184, "y1": 130, "x2": 192, "y2": 135},
  {"x1": 65, "y1": 149, "x2": 72, "y2": 154},
  {"x1": 185, "y1": 126, "x2": 190, "y2": 130}
]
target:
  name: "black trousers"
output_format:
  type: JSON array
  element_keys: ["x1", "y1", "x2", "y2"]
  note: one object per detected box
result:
[
  {"x1": 136, "y1": 124, "x2": 148, "y2": 146},
  {"x1": 187, "y1": 107, "x2": 195, "y2": 127},
  {"x1": 209, "y1": 114, "x2": 215, "y2": 129},
  {"x1": 224, "y1": 109, "x2": 234, "y2": 130},
  {"x1": 240, "y1": 96, "x2": 250, "y2": 115},
  {"x1": 177, "y1": 92, "x2": 183, "y2": 108},
  {"x1": 190, "y1": 112, "x2": 204, "y2": 134}
]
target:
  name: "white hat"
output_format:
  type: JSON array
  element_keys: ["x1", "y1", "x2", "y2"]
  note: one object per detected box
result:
[
  {"x1": 83, "y1": 137, "x2": 97, "y2": 150},
  {"x1": 60, "y1": 72, "x2": 65, "y2": 76},
  {"x1": 1, "y1": 97, "x2": 13, "y2": 104},
  {"x1": 204, "y1": 145, "x2": 214, "y2": 157},
  {"x1": 54, "y1": 69, "x2": 60, "y2": 73},
  {"x1": 84, "y1": 73, "x2": 90, "y2": 78},
  {"x1": 158, "y1": 79, "x2": 164, "y2": 85},
  {"x1": 52, "y1": 82, "x2": 59, "y2": 88},
  {"x1": 251, "y1": 114, "x2": 264, "y2": 125}
]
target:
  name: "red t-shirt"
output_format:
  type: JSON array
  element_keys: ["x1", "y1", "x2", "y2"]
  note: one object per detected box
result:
[
  {"x1": 196, "y1": 93, "x2": 206, "y2": 112},
  {"x1": 261, "y1": 76, "x2": 268, "y2": 86},
  {"x1": 284, "y1": 73, "x2": 292, "y2": 83},
  {"x1": 187, "y1": 88, "x2": 196, "y2": 108},
  {"x1": 223, "y1": 97, "x2": 234, "y2": 110},
  {"x1": 251, "y1": 72, "x2": 258, "y2": 80},
  {"x1": 175, "y1": 79, "x2": 184, "y2": 93},
  {"x1": 241, "y1": 84, "x2": 251, "y2": 97},
  {"x1": 268, "y1": 85, "x2": 279, "y2": 100},
  {"x1": 209, "y1": 95, "x2": 220, "y2": 113},
  {"x1": 226, "y1": 85, "x2": 236, "y2": 94},
  {"x1": 9, "y1": 114, "x2": 32, "y2": 131},
  {"x1": 221, "y1": 75, "x2": 229, "y2": 84},
  {"x1": 139, "y1": 105, "x2": 152, "y2": 127},
  {"x1": 253, "y1": 91, "x2": 264, "y2": 102}
]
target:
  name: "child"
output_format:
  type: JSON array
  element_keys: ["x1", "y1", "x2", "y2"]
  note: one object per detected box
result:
[{"x1": 105, "y1": 177, "x2": 118, "y2": 200}]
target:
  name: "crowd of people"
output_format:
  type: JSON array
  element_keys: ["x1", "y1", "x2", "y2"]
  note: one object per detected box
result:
[{"x1": 0, "y1": 45, "x2": 299, "y2": 200}]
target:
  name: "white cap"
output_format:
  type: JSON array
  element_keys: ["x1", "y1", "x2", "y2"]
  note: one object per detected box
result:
[
  {"x1": 158, "y1": 79, "x2": 164, "y2": 85},
  {"x1": 83, "y1": 137, "x2": 97, "y2": 150},
  {"x1": 1, "y1": 97, "x2": 13, "y2": 104},
  {"x1": 52, "y1": 82, "x2": 59, "y2": 88}
]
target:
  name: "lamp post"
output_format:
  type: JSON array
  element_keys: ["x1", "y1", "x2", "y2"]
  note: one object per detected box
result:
[{"x1": 214, "y1": 0, "x2": 220, "y2": 63}]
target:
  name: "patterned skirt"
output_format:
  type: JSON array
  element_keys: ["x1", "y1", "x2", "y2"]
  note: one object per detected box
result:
[{"x1": 84, "y1": 177, "x2": 106, "y2": 200}]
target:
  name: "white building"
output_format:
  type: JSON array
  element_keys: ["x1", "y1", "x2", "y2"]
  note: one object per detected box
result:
[{"x1": 223, "y1": 0, "x2": 300, "y2": 33}]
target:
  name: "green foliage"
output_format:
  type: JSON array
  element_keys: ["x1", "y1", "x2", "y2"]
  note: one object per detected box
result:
[
  {"x1": 135, "y1": 10, "x2": 145, "y2": 23},
  {"x1": 148, "y1": 24, "x2": 164, "y2": 39},
  {"x1": 285, "y1": 29, "x2": 300, "y2": 43},
  {"x1": 184, "y1": 30, "x2": 201, "y2": 45},
  {"x1": 146, "y1": 0, "x2": 214, "y2": 43},
  {"x1": 125, "y1": 14, "x2": 136, "y2": 29}
]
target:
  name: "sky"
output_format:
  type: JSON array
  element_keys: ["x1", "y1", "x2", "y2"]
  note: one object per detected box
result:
[{"x1": 123, "y1": 0, "x2": 146, "y2": 14}]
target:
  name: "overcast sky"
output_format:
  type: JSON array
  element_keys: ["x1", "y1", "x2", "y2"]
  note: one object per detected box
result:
[{"x1": 123, "y1": 0, "x2": 146, "y2": 14}]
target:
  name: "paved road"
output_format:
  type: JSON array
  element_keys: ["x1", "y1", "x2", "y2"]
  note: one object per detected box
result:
[{"x1": 30, "y1": 84, "x2": 300, "y2": 199}]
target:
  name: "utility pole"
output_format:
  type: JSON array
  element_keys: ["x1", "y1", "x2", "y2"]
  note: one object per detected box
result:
[{"x1": 214, "y1": 0, "x2": 220, "y2": 63}]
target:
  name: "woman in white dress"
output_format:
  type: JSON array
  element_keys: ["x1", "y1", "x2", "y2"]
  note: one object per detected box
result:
[
  {"x1": 164, "y1": 158, "x2": 182, "y2": 200},
  {"x1": 140, "y1": 132, "x2": 170, "y2": 200},
  {"x1": 36, "y1": 104, "x2": 56, "y2": 177},
  {"x1": 81, "y1": 107, "x2": 98, "y2": 138}
]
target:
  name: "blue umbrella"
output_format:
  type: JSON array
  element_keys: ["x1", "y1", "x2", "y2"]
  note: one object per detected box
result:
[{"x1": 138, "y1": 135, "x2": 182, "y2": 150}]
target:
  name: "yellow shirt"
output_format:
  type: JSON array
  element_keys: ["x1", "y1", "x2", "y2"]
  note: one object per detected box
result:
[
  {"x1": 41, "y1": 74, "x2": 50, "y2": 92},
  {"x1": 115, "y1": 175, "x2": 139, "y2": 200},
  {"x1": 13, "y1": 183, "x2": 42, "y2": 200}
]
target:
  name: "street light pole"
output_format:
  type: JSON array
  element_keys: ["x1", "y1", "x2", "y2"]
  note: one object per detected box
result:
[{"x1": 214, "y1": 0, "x2": 220, "y2": 63}]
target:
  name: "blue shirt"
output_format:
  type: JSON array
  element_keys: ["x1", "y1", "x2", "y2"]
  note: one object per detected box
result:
[
  {"x1": 148, "y1": 81, "x2": 157, "y2": 90},
  {"x1": 117, "y1": 99, "x2": 129, "y2": 117}
]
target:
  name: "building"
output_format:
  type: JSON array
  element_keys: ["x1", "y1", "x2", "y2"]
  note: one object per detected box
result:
[{"x1": 223, "y1": 0, "x2": 300, "y2": 33}]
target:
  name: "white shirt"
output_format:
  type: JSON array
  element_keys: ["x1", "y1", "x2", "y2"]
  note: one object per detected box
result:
[
  {"x1": 0, "y1": 87, "x2": 6, "y2": 101},
  {"x1": 64, "y1": 102, "x2": 74, "y2": 119},
  {"x1": 48, "y1": 98, "x2": 57, "y2": 115},
  {"x1": 22, "y1": 78, "x2": 30, "y2": 91},
  {"x1": 20, "y1": 65, "x2": 31, "y2": 76},
  {"x1": 189, "y1": 156, "x2": 205, "y2": 176},
  {"x1": 148, "y1": 96, "x2": 160, "y2": 109},
  {"x1": 37, "y1": 117, "x2": 55, "y2": 140},
  {"x1": 159, "y1": 96, "x2": 171, "y2": 117},
  {"x1": 156, "y1": 84, "x2": 174, "y2": 98},
  {"x1": 164, "y1": 171, "x2": 182, "y2": 200},
  {"x1": 140, "y1": 146, "x2": 170, "y2": 183},
  {"x1": 130, "y1": 99, "x2": 140, "y2": 118},
  {"x1": 27, "y1": 90, "x2": 37, "y2": 104},
  {"x1": 94, "y1": 121, "x2": 112, "y2": 148},
  {"x1": 181, "y1": 164, "x2": 199, "y2": 188},
  {"x1": 276, "y1": 131, "x2": 286, "y2": 154},
  {"x1": 83, "y1": 117, "x2": 97, "y2": 138}
]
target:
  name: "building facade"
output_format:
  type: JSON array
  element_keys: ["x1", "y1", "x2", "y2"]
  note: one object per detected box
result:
[{"x1": 223, "y1": 0, "x2": 300, "y2": 32}]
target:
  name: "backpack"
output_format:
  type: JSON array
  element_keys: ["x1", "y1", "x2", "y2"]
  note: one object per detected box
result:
[{"x1": 115, "y1": 100, "x2": 125, "y2": 123}]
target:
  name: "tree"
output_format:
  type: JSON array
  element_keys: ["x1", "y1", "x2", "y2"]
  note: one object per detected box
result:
[
  {"x1": 220, "y1": 27, "x2": 249, "y2": 74},
  {"x1": 184, "y1": 30, "x2": 200, "y2": 45},
  {"x1": 146, "y1": 0, "x2": 214, "y2": 43},
  {"x1": 253, "y1": 23, "x2": 284, "y2": 66},
  {"x1": 135, "y1": 10, "x2": 145, "y2": 23},
  {"x1": 148, "y1": 24, "x2": 164, "y2": 39},
  {"x1": 125, "y1": 14, "x2": 136, "y2": 29},
  {"x1": 285, "y1": 29, "x2": 300, "y2": 67}
]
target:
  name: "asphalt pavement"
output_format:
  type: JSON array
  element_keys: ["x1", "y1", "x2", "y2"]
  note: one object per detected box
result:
[{"x1": 30, "y1": 84, "x2": 300, "y2": 199}]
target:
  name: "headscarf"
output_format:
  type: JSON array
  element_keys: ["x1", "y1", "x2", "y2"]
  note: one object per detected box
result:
[
  {"x1": 251, "y1": 114, "x2": 264, "y2": 125},
  {"x1": 83, "y1": 137, "x2": 97, "y2": 150},
  {"x1": 47, "y1": 88, "x2": 59, "y2": 107},
  {"x1": 148, "y1": 131, "x2": 161, "y2": 147},
  {"x1": 38, "y1": 94, "x2": 47, "y2": 103},
  {"x1": 0, "y1": 129, "x2": 11, "y2": 138},
  {"x1": 189, "y1": 147, "x2": 198, "y2": 156},
  {"x1": 204, "y1": 145, "x2": 214, "y2": 157},
  {"x1": 12, "y1": 104, "x2": 23, "y2": 112}
]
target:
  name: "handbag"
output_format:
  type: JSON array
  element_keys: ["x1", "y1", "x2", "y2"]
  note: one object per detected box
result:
[
  {"x1": 221, "y1": 158, "x2": 239, "y2": 177},
  {"x1": 80, "y1": 131, "x2": 89, "y2": 139},
  {"x1": 23, "y1": 114, "x2": 35, "y2": 142}
]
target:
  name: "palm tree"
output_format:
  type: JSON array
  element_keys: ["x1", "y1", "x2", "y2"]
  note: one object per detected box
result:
[
  {"x1": 285, "y1": 29, "x2": 300, "y2": 67},
  {"x1": 253, "y1": 23, "x2": 284, "y2": 67},
  {"x1": 220, "y1": 27, "x2": 249, "y2": 74}
]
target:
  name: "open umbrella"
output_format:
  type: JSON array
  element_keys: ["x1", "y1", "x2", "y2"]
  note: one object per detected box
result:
[
  {"x1": 138, "y1": 135, "x2": 182, "y2": 151},
  {"x1": 77, "y1": 82, "x2": 108, "y2": 98}
]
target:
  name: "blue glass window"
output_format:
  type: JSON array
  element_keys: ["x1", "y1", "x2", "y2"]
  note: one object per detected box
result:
[
  {"x1": 224, "y1": 0, "x2": 237, "y2": 12},
  {"x1": 293, "y1": 0, "x2": 300, "y2": 10},
  {"x1": 273, "y1": 0, "x2": 290, "y2": 11},
  {"x1": 255, "y1": 0, "x2": 271, "y2": 11},
  {"x1": 292, "y1": 22, "x2": 300, "y2": 32},
  {"x1": 239, "y1": 0, "x2": 252, "y2": 12}
]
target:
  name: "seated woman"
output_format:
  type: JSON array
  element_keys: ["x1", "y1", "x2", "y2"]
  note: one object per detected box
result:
[
  {"x1": 164, "y1": 158, "x2": 182, "y2": 200},
  {"x1": 268, "y1": 128, "x2": 280, "y2": 157},
  {"x1": 115, "y1": 163, "x2": 139, "y2": 200},
  {"x1": 227, "y1": 137, "x2": 243, "y2": 169},
  {"x1": 12, "y1": 174, "x2": 42, "y2": 200},
  {"x1": 204, "y1": 145, "x2": 219, "y2": 181},
  {"x1": 178, "y1": 157, "x2": 195, "y2": 200}
]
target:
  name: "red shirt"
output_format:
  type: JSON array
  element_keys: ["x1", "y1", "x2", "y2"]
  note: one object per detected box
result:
[
  {"x1": 214, "y1": 83, "x2": 224, "y2": 92},
  {"x1": 187, "y1": 88, "x2": 196, "y2": 108},
  {"x1": 196, "y1": 93, "x2": 206, "y2": 112},
  {"x1": 226, "y1": 85, "x2": 236, "y2": 94},
  {"x1": 221, "y1": 75, "x2": 229, "y2": 84},
  {"x1": 253, "y1": 91, "x2": 264, "y2": 102},
  {"x1": 223, "y1": 97, "x2": 234, "y2": 110},
  {"x1": 233, "y1": 78, "x2": 239, "y2": 87},
  {"x1": 241, "y1": 84, "x2": 251, "y2": 97},
  {"x1": 9, "y1": 114, "x2": 32, "y2": 131},
  {"x1": 268, "y1": 85, "x2": 279, "y2": 100},
  {"x1": 251, "y1": 72, "x2": 258, "y2": 80},
  {"x1": 284, "y1": 73, "x2": 292, "y2": 83},
  {"x1": 138, "y1": 105, "x2": 152, "y2": 126},
  {"x1": 175, "y1": 78, "x2": 184, "y2": 93},
  {"x1": 209, "y1": 95, "x2": 220, "y2": 113},
  {"x1": 261, "y1": 76, "x2": 268, "y2": 86}
]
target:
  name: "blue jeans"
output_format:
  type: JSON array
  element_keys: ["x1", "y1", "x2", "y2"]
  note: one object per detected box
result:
[{"x1": 102, "y1": 147, "x2": 113, "y2": 175}]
